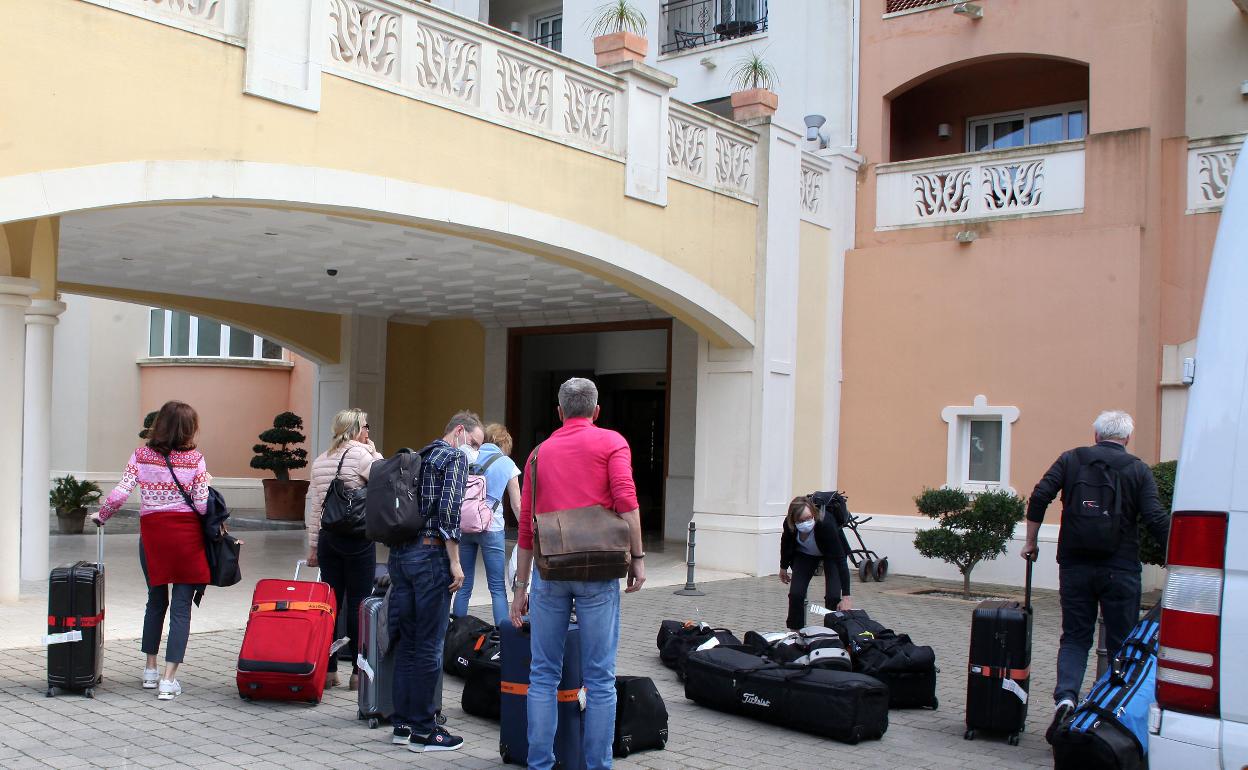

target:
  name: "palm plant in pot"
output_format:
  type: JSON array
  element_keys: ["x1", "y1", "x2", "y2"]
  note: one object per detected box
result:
[
  {"x1": 250, "y1": 411, "x2": 310, "y2": 521},
  {"x1": 50, "y1": 476, "x2": 103, "y2": 535},
  {"x1": 728, "y1": 50, "x2": 779, "y2": 121},
  {"x1": 589, "y1": 0, "x2": 648, "y2": 68}
]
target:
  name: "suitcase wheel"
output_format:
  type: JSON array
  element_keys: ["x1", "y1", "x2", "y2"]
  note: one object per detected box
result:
[
  {"x1": 930, "y1": 696, "x2": 939, "y2": 710},
  {"x1": 436, "y1": 710, "x2": 447, "y2": 726},
  {"x1": 240, "y1": 695, "x2": 251, "y2": 702},
  {"x1": 874, "y1": 558, "x2": 889, "y2": 582},
  {"x1": 1008, "y1": 733, "x2": 1020, "y2": 747},
  {"x1": 84, "y1": 689, "x2": 95, "y2": 699},
  {"x1": 45, "y1": 688, "x2": 54, "y2": 698},
  {"x1": 963, "y1": 729, "x2": 975, "y2": 741},
  {"x1": 368, "y1": 717, "x2": 379, "y2": 729}
]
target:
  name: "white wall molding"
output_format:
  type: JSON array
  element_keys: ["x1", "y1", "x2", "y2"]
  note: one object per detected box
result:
[
  {"x1": 244, "y1": 0, "x2": 323, "y2": 111},
  {"x1": 940, "y1": 394, "x2": 1020, "y2": 494},
  {"x1": 1185, "y1": 133, "x2": 1246, "y2": 214},
  {"x1": 79, "y1": 0, "x2": 248, "y2": 45},
  {"x1": 0, "y1": 160, "x2": 753, "y2": 349}
]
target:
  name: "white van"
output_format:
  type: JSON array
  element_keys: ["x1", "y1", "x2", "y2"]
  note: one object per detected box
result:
[{"x1": 1148, "y1": 138, "x2": 1248, "y2": 766}]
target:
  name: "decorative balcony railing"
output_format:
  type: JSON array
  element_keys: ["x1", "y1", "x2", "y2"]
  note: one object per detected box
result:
[
  {"x1": 660, "y1": 0, "x2": 768, "y2": 55},
  {"x1": 884, "y1": 0, "x2": 956, "y2": 14},
  {"x1": 874, "y1": 141, "x2": 1086, "y2": 229},
  {"x1": 1186, "y1": 134, "x2": 1244, "y2": 214},
  {"x1": 667, "y1": 101, "x2": 758, "y2": 199}
]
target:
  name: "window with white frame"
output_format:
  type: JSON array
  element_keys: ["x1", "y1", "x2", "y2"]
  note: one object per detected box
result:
[
  {"x1": 532, "y1": 11, "x2": 562, "y2": 51},
  {"x1": 148, "y1": 309, "x2": 284, "y2": 361},
  {"x1": 967, "y1": 101, "x2": 1088, "y2": 153},
  {"x1": 941, "y1": 395, "x2": 1019, "y2": 493}
]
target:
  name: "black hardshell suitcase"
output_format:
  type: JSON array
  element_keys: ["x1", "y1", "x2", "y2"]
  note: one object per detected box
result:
[
  {"x1": 965, "y1": 558, "x2": 1033, "y2": 745},
  {"x1": 683, "y1": 646, "x2": 889, "y2": 744},
  {"x1": 47, "y1": 527, "x2": 106, "y2": 697},
  {"x1": 613, "y1": 675, "x2": 668, "y2": 757}
]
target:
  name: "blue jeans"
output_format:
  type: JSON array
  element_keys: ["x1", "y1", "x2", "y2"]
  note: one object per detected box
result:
[
  {"x1": 138, "y1": 540, "x2": 195, "y2": 664},
  {"x1": 453, "y1": 529, "x2": 509, "y2": 625},
  {"x1": 528, "y1": 571, "x2": 620, "y2": 770},
  {"x1": 388, "y1": 542, "x2": 451, "y2": 734},
  {"x1": 1055, "y1": 563, "x2": 1142, "y2": 703}
]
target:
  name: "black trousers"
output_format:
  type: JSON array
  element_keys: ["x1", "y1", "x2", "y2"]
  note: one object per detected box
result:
[
  {"x1": 787, "y1": 552, "x2": 846, "y2": 630},
  {"x1": 317, "y1": 530, "x2": 376, "y2": 673}
]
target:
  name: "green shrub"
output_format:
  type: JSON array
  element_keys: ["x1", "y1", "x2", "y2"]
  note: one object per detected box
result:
[
  {"x1": 138, "y1": 410, "x2": 157, "y2": 440},
  {"x1": 50, "y1": 475, "x2": 103, "y2": 513},
  {"x1": 1141, "y1": 460, "x2": 1176, "y2": 566},
  {"x1": 250, "y1": 411, "x2": 308, "y2": 481},
  {"x1": 914, "y1": 487, "x2": 1025, "y2": 597}
]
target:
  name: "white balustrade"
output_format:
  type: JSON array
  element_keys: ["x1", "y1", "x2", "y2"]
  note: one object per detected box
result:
[
  {"x1": 799, "y1": 153, "x2": 830, "y2": 226},
  {"x1": 1186, "y1": 135, "x2": 1244, "y2": 214},
  {"x1": 80, "y1": 0, "x2": 246, "y2": 43},
  {"x1": 666, "y1": 101, "x2": 758, "y2": 200},
  {"x1": 874, "y1": 140, "x2": 1085, "y2": 229}
]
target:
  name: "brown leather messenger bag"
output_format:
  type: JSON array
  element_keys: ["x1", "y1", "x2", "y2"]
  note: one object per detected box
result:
[{"x1": 528, "y1": 445, "x2": 631, "y2": 582}]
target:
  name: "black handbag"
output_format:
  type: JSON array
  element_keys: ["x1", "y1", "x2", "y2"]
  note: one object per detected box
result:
[
  {"x1": 321, "y1": 447, "x2": 368, "y2": 537},
  {"x1": 162, "y1": 453, "x2": 242, "y2": 589}
]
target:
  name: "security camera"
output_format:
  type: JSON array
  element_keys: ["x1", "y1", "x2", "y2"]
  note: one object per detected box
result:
[{"x1": 326, "y1": 268, "x2": 339, "y2": 277}]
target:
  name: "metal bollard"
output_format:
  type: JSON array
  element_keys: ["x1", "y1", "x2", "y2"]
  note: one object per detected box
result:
[
  {"x1": 674, "y1": 521, "x2": 706, "y2": 597},
  {"x1": 1095, "y1": 614, "x2": 1108, "y2": 679}
]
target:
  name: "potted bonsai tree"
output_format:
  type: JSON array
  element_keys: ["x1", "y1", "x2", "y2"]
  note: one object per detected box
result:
[
  {"x1": 913, "y1": 487, "x2": 1024, "y2": 599},
  {"x1": 250, "y1": 411, "x2": 310, "y2": 521},
  {"x1": 590, "y1": 0, "x2": 648, "y2": 68},
  {"x1": 50, "y1": 476, "x2": 103, "y2": 535},
  {"x1": 139, "y1": 410, "x2": 156, "y2": 439},
  {"x1": 728, "y1": 50, "x2": 779, "y2": 121}
]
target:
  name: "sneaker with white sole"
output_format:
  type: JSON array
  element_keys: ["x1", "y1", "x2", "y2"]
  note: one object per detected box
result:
[
  {"x1": 157, "y1": 679, "x2": 181, "y2": 701},
  {"x1": 142, "y1": 668, "x2": 160, "y2": 689},
  {"x1": 409, "y1": 727, "x2": 463, "y2": 753}
]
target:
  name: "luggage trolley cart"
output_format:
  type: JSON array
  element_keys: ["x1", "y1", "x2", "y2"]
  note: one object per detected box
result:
[{"x1": 808, "y1": 491, "x2": 889, "y2": 583}]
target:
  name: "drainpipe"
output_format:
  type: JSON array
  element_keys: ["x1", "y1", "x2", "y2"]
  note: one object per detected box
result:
[{"x1": 849, "y1": 0, "x2": 860, "y2": 151}]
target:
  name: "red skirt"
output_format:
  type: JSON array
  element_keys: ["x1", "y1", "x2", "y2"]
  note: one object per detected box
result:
[{"x1": 140, "y1": 512, "x2": 210, "y2": 586}]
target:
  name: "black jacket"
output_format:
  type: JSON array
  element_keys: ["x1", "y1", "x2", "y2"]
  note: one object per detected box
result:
[
  {"x1": 780, "y1": 514, "x2": 852, "y2": 596},
  {"x1": 1027, "y1": 441, "x2": 1170, "y2": 569}
]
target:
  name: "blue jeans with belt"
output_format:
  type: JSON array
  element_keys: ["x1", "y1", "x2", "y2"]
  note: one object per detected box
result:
[
  {"x1": 388, "y1": 541, "x2": 451, "y2": 735},
  {"x1": 527, "y1": 570, "x2": 620, "y2": 770},
  {"x1": 453, "y1": 528, "x2": 509, "y2": 625}
]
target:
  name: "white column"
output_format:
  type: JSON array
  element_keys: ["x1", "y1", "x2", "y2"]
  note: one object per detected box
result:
[
  {"x1": 21, "y1": 299, "x2": 66, "y2": 582},
  {"x1": 310, "y1": 314, "x2": 388, "y2": 459},
  {"x1": 0, "y1": 277, "x2": 39, "y2": 602}
]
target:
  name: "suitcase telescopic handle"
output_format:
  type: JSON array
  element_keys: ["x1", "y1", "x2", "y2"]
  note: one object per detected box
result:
[
  {"x1": 96, "y1": 522, "x2": 104, "y2": 570},
  {"x1": 1023, "y1": 553, "x2": 1033, "y2": 611},
  {"x1": 294, "y1": 559, "x2": 321, "y2": 582}
]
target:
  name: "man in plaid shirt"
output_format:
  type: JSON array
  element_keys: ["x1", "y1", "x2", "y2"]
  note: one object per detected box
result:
[{"x1": 389, "y1": 411, "x2": 483, "y2": 754}]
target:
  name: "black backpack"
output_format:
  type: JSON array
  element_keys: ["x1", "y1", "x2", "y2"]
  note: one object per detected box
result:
[
  {"x1": 363, "y1": 447, "x2": 424, "y2": 546},
  {"x1": 1063, "y1": 449, "x2": 1135, "y2": 557}
]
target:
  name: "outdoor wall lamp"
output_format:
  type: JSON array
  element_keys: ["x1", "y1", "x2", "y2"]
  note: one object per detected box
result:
[
  {"x1": 804, "y1": 114, "x2": 830, "y2": 149},
  {"x1": 937, "y1": 123, "x2": 952, "y2": 140},
  {"x1": 700, "y1": 56, "x2": 717, "y2": 69},
  {"x1": 955, "y1": 230, "x2": 978, "y2": 243},
  {"x1": 953, "y1": 3, "x2": 983, "y2": 19}
]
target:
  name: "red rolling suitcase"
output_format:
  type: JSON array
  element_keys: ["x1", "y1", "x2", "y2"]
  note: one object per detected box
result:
[{"x1": 237, "y1": 561, "x2": 337, "y2": 704}]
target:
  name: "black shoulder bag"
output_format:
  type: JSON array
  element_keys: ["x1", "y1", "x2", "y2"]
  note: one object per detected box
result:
[
  {"x1": 321, "y1": 447, "x2": 369, "y2": 537},
  {"x1": 163, "y1": 453, "x2": 242, "y2": 590}
]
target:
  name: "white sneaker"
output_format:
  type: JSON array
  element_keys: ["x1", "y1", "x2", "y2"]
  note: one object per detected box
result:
[
  {"x1": 157, "y1": 679, "x2": 181, "y2": 701},
  {"x1": 142, "y1": 668, "x2": 160, "y2": 689}
]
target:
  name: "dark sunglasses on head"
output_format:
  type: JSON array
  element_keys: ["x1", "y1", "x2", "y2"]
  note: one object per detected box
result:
[{"x1": 362, "y1": 424, "x2": 370, "y2": 430}]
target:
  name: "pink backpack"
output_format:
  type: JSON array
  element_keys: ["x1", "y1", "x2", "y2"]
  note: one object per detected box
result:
[{"x1": 459, "y1": 454, "x2": 503, "y2": 534}]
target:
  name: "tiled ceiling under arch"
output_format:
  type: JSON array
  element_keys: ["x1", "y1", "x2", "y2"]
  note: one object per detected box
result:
[{"x1": 57, "y1": 205, "x2": 667, "y2": 327}]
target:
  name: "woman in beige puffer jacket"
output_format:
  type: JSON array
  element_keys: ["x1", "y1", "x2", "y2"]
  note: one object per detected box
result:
[{"x1": 307, "y1": 408, "x2": 383, "y2": 689}]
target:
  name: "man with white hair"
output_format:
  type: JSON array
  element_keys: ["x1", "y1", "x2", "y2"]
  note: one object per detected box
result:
[{"x1": 1021, "y1": 409, "x2": 1170, "y2": 742}]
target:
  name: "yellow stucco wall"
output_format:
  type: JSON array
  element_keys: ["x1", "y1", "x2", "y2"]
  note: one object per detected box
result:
[
  {"x1": 791, "y1": 223, "x2": 830, "y2": 497},
  {"x1": 383, "y1": 320, "x2": 486, "y2": 452},
  {"x1": 59, "y1": 283, "x2": 343, "y2": 364},
  {"x1": 1, "y1": 0, "x2": 758, "y2": 332},
  {"x1": 1, "y1": 219, "x2": 59, "y2": 299}
]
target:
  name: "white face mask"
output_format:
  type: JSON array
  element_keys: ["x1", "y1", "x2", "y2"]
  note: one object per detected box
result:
[
  {"x1": 796, "y1": 519, "x2": 815, "y2": 534},
  {"x1": 460, "y1": 441, "x2": 479, "y2": 465}
]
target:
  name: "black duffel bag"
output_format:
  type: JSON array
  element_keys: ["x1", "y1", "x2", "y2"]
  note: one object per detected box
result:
[
  {"x1": 461, "y1": 643, "x2": 502, "y2": 720},
  {"x1": 683, "y1": 646, "x2": 889, "y2": 744},
  {"x1": 444, "y1": 614, "x2": 494, "y2": 678},
  {"x1": 845, "y1": 630, "x2": 939, "y2": 709},
  {"x1": 659, "y1": 624, "x2": 740, "y2": 680},
  {"x1": 614, "y1": 676, "x2": 668, "y2": 758}
]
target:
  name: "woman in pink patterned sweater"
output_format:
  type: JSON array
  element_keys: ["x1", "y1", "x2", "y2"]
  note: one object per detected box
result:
[{"x1": 92, "y1": 400, "x2": 211, "y2": 702}]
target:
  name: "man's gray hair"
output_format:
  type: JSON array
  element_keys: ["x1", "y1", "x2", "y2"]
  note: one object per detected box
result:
[
  {"x1": 559, "y1": 377, "x2": 599, "y2": 419},
  {"x1": 1093, "y1": 410, "x2": 1134, "y2": 441}
]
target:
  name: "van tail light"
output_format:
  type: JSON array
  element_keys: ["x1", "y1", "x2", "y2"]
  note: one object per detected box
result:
[{"x1": 1156, "y1": 511, "x2": 1227, "y2": 717}]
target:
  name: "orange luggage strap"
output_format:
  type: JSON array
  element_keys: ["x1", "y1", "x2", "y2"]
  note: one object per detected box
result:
[
  {"x1": 969, "y1": 664, "x2": 1030, "y2": 680},
  {"x1": 250, "y1": 600, "x2": 334, "y2": 614},
  {"x1": 48, "y1": 610, "x2": 105, "y2": 628},
  {"x1": 500, "y1": 681, "x2": 581, "y2": 702}
]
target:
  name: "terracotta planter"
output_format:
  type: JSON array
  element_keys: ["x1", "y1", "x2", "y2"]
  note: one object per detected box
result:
[
  {"x1": 593, "y1": 31, "x2": 648, "y2": 68},
  {"x1": 262, "y1": 478, "x2": 310, "y2": 521},
  {"x1": 56, "y1": 507, "x2": 88, "y2": 535},
  {"x1": 730, "y1": 87, "x2": 779, "y2": 122}
]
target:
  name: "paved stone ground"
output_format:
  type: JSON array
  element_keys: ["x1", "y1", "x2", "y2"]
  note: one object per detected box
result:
[{"x1": 0, "y1": 573, "x2": 1082, "y2": 769}]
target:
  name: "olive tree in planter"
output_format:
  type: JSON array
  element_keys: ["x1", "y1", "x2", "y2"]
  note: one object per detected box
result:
[
  {"x1": 913, "y1": 487, "x2": 1025, "y2": 599},
  {"x1": 589, "y1": 0, "x2": 648, "y2": 67},
  {"x1": 728, "y1": 50, "x2": 779, "y2": 122},
  {"x1": 50, "y1": 476, "x2": 103, "y2": 535},
  {"x1": 250, "y1": 411, "x2": 309, "y2": 521}
]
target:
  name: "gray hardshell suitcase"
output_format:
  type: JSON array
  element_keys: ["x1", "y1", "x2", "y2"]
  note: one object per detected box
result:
[{"x1": 356, "y1": 577, "x2": 443, "y2": 729}]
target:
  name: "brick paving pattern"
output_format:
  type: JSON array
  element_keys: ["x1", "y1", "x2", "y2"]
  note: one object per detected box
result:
[{"x1": 0, "y1": 573, "x2": 1084, "y2": 769}]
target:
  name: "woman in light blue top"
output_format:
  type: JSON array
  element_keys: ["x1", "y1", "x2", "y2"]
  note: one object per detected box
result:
[{"x1": 453, "y1": 423, "x2": 521, "y2": 624}]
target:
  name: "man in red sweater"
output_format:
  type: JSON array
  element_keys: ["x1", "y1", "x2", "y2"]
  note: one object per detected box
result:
[{"x1": 510, "y1": 378, "x2": 646, "y2": 770}]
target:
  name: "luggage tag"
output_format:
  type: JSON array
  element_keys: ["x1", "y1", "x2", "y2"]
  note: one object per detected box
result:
[
  {"x1": 42, "y1": 630, "x2": 83, "y2": 646},
  {"x1": 329, "y1": 637, "x2": 350, "y2": 655},
  {"x1": 1001, "y1": 677, "x2": 1028, "y2": 704},
  {"x1": 356, "y1": 655, "x2": 375, "y2": 681},
  {"x1": 806, "y1": 602, "x2": 832, "y2": 617}
]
